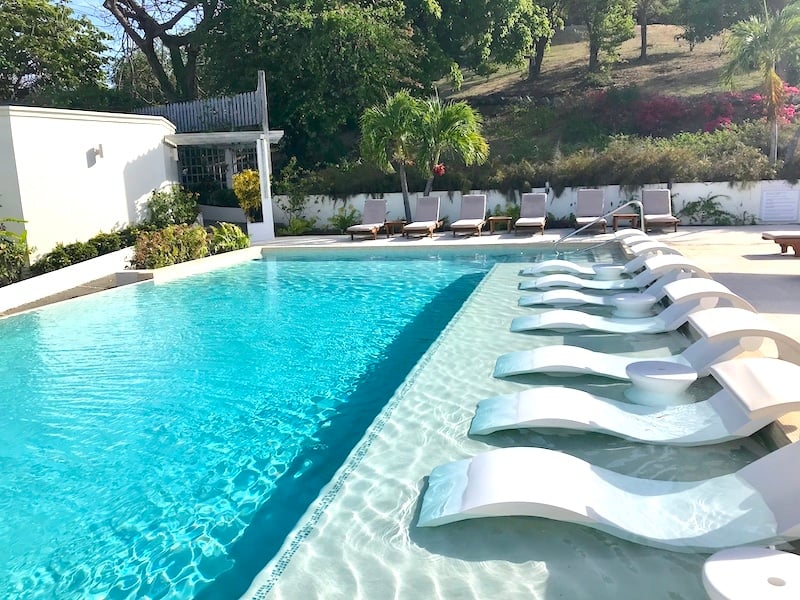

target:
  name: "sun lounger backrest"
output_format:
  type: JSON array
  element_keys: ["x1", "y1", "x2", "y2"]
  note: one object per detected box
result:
[
  {"x1": 576, "y1": 189, "x2": 604, "y2": 217},
  {"x1": 361, "y1": 199, "x2": 387, "y2": 224},
  {"x1": 415, "y1": 196, "x2": 440, "y2": 222},
  {"x1": 737, "y1": 440, "x2": 800, "y2": 537},
  {"x1": 460, "y1": 195, "x2": 487, "y2": 219},
  {"x1": 642, "y1": 189, "x2": 673, "y2": 215},
  {"x1": 520, "y1": 193, "x2": 547, "y2": 218}
]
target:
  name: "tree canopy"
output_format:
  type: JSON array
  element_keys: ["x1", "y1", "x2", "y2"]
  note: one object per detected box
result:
[{"x1": 0, "y1": 0, "x2": 110, "y2": 102}]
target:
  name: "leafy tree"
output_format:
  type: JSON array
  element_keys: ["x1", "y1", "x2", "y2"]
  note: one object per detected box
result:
[
  {"x1": 360, "y1": 91, "x2": 423, "y2": 221},
  {"x1": 674, "y1": 0, "x2": 762, "y2": 49},
  {"x1": 102, "y1": 0, "x2": 224, "y2": 101},
  {"x1": 428, "y1": 0, "x2": 550, "y2": 75},
  {"x1": 637, "y1": 0, "x2": 677, "y2": 59},
  {"x1": 204, "y1": 0, "x2": 423, "y2": 164},
  {"x1": 528, "y1": 0, "x2": 566, "y2": 80},
  {"x1": 417, "y1": 95, "x2": 489, "y2": 195},
  {"x1": 568, "y1": 0, "x2": 636, "y2": 72},
  {"x1": 0, "y1": 0, "x2": 110, "y2": 102},
  {"x1": 722, "y1": 2, "x2": 800, "y2": 161}
]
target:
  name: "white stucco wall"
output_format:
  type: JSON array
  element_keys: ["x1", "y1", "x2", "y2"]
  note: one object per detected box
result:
[
  {"x1": 281, "y1": 181, "x2": 800, "y2": 228},
  {"x1": 0, "y1": 106, "x2": 180, "y2": 258}
]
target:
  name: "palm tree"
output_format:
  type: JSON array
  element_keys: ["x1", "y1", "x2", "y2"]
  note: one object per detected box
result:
[
  {"x1": 417, "y1": 94, "x2": 490, "y2": 196},
  {"x1": 722, "y1": 1, "x2": 800, "y2": 162},
  {"x1": 359, "y1": 90, "x2": 421, "y2": 221}
]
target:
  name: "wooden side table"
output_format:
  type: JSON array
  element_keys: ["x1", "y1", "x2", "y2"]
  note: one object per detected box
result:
[
  {"x1": 488, "y1": 216, "x2": 513, "y2": 234},
  {"x1": 612, "y1": 213, "x2": 640, "y2": 232},
  {"x1": 384, "y1": 220, "x2": 406, "y2": 237}
]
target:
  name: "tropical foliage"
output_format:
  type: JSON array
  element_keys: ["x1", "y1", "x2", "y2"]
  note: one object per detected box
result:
[
  {"x1": 0, "y1": 0, "x2": 109, "y2": 102},
  {"x1": 722, "y1": 2, "x2": 800, "y2": 161},
  {"x1": 360, "y1": 91, "x2": 489, "y2": 219}
]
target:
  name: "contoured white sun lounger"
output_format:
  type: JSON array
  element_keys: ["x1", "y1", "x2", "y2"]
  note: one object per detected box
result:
[
  {"x1": 518, "y1": 268, "x2": 695, "y2": 308},
  {"x1": 518, "y1": 254, "x2": 708, "y2": 291},
  {"x1": 494, "y1": 306, "x2": 800, "y2": 381},
  {"x1": 471, "y1": 357, "x2": 800, "y2": 445},
  {"x1": 511, "y1": 279, "x2": 755, "y2": 334},
  {"x1": 522, "y1": 242, "x2": 680, "y2": 277},
  {"x1": 417, "y1": 440, "x2": 800, "y2": 553}
]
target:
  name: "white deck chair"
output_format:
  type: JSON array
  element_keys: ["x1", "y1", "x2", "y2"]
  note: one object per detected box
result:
[
  {"x1": 518, "y1": 254, "x2": 709, "y2": 291},
  {"x1": 510, "y1": 279, "x2": 755, "y2": 334},
  {"x1": 514, "y1": 193, "x2": 547, "y2": 235},
  {"x1": 346, "y1": 198, "x2": 387, "y2": 240},
  {"x1": 521, "y1": 242, "x2": 680, "y2": 278},
  {"x1": 403, "y1": 196, "x2": 441, "y2": 238},
  {"x1": 450, "y1": 194, "x2": 487, "y2": 236},
  {"x1": 574, "y1": 189, "x2": 606, "y2": 232},
  {"x1": 417, "y1": 440, "x2": 800, "y2": 553},
  {"x1": 642, "y1": 189, "x2": 680, "y2": 232},
  {"x1": 518, "y1": 269, "x2": 698, "y2": 309},
  {"x1": 494, "y1": 306, "x2": 800, "y2": 380},
  {"x1": 471, "y1": 357, "x2": 800, "y2": 445}
]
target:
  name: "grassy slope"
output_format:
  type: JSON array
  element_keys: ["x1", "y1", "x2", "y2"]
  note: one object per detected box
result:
[{"x1": 445, "y1": 25, "x2": 765, "y2": 162}]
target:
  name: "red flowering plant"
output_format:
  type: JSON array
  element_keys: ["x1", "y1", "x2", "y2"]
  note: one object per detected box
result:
[{"x1": 433, "y1": 163, "x2": 446, "y2": 177}]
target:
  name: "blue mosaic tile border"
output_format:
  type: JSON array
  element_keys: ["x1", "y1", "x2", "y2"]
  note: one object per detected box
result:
[{"x1": 247, "y1": 265, "x2": 501, "y2": 598}]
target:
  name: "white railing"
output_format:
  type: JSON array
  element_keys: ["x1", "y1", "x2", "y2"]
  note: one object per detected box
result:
[{"x1": 553, "y1": 200, "x2": 644, "y2": 257}]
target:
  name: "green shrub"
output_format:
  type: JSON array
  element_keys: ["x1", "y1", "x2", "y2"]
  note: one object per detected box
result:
[
  {"x1": 130, "y1": 224, "x2": 209, "y2": 269},
  {"x1": 328, "y1": 206, "x2": 361, "y2": 233},
  {"x1": 0, "y1": 233, "x2": 28, "y2": 286},
  {"x1": 90, "y1": 232, "x2": 123, "y2": 254},
  {"x1": 62, "y1": 241, "x2": 98, "y2": 264},
  {"x1": 278, "y1": 217, "x2": 316, "y2": 236},
  {"x1": 232, "y1": 170, "x2": 262, "y2": 221},
  {"x1": 146, "y1": 185, "x2": 200, "y2": 228},
  {"x1": 30, "y1": 244, "x2": 71, "y2": 275},
  {"x1": 208, "y1": 222, "x2": 249, "y2": 254}
]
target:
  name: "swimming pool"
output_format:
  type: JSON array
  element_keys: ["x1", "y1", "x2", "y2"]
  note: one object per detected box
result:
[
  {"x1": 1, "y1": 246, "x2": 622, "y2": 599},
  {"x1": 245, "y1": 258, "x2": 770, "y2": 600}
]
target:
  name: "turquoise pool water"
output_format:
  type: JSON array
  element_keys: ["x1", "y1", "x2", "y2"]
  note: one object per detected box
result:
[{"x1": 0, "y1": 247, "x2": 603, "y2": 599}]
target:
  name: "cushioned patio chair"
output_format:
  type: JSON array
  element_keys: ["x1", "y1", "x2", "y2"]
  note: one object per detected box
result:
[
  {"x1": 346, "y1": 198, "x2": 387, "y2": 240},
  {"x1": 418, "y1": 439, "x2": 800, "y2": 553},
  {"x1": 450, "y1": 194, "x2": 487, "y2": 236},
  {"x1": 403, "y1": 196, "x2": 441, "y2": 238},
  {"x1": 514, "y1": 193, "x2": 547, "y2": 235},
  {"x1": 574, "y1": 189, "x2": 606, "y2": 232},
  {"x1": 642, "y1": 189, "x2": 680, "y2": 232}
]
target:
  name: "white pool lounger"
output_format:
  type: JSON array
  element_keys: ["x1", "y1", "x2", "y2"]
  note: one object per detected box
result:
[
  {"x1": 511, "y1": 280, "x2": 756, "y2": 334},
  {"x1": 494, "y1": 307, "x2": 800, "y2": 380},
  {"x1": 518, "y1": 254, "x2": 709, "y2": 291},
  {"x1": 523, "y1": 242, "x2": 680, "y2": 277},
  {"x1": 417, "y1": 440, "x2": 800, "y2": 553},
  {"x1": 518, "y1": 269, "x2": 689, "y2": 308},
  {"x1": 471, "y1": 357, "x2": 800, "y2": 445}
]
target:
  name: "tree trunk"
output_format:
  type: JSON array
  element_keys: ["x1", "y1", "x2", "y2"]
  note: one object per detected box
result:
[
  {"x1": 398, "y1": 163, "x2": 412, "y2": 221},
  {"x1": 424, "y1": 176, "x2": 434, "y2": 196},
  {"x1": 639, "y1": 7, "x2": 648, "y2": 60},
  {"x1": 770, "y1": 118, "x2": 779, "y2": 163},
  {"x1": 528, "y1": 36, "x2": 549, "y2": 80},
  {"x1": 588, "y1": 36, "x2": 600, "y2": 72}
]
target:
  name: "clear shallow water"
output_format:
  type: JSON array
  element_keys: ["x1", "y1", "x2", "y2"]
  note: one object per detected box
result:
[{"x1": 0, "y1": 248, "x2": 592, "y2": 600}]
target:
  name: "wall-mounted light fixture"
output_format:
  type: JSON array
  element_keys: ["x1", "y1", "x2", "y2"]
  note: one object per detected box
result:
[{"x1": 93, "y1": 144, "x2": 104, "y2": 158}]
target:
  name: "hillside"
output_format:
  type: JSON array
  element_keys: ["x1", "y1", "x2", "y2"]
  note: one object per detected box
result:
[{"x1": 450, "y1": 25, "x2": 760, "y2": 103}]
